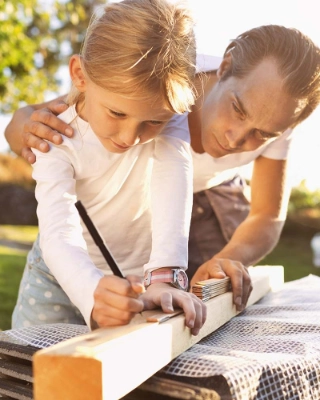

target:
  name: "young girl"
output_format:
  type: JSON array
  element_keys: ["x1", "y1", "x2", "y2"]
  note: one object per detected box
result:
[{"x1": 10, "y1": 0, "x2": 206, "y2": 335}]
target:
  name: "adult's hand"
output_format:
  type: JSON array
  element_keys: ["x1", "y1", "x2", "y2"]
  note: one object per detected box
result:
[
  {"x1": 22, "y1": 98, "x2": 73, "y2": 163},
  {"x1": 190, "y1": 257, "x2": 253, "y2": 312},
  {"x1": 141, "y1": 283, "x2": 207, "y2": 336}
]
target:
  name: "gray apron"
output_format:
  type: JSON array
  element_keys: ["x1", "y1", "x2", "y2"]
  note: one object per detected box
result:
[{"x1": 188, "y1": 175, "x2": 250, "y2": 280}]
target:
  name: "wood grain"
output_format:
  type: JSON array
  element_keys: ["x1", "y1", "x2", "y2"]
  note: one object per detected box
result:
[{"x1": 33, "y1": 266, "x2": 284, "y2": 400}]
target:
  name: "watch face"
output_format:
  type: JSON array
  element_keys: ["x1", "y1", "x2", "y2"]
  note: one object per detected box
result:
[{"x1": 177, "y1": 270, "x2": 188, "y2": 291}]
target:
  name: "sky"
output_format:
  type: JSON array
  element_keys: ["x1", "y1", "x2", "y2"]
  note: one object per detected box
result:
[{"x1": 1, "y1": 0, "x2": 320, "y2": 189}]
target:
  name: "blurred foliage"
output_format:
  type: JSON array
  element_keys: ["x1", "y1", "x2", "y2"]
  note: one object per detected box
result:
[
  {"x1": 0, "y1": 153, "x2": 34, "y2": 187},
  {"x1": 0, "y1": 0, "x2": 106, "y2": 113},
  {"x1": 288, "y1": 180, "x2": 320, "y2": 213}
]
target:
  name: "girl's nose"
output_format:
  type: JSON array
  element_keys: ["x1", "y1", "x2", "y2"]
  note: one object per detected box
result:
[{"x1": 119, "y1": 125, "x2": 141, "y2": 146}]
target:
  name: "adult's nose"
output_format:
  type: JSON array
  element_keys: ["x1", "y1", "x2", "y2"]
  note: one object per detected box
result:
[{"x1": 224, "y1": 128, "x2": 248, "y2": 149}]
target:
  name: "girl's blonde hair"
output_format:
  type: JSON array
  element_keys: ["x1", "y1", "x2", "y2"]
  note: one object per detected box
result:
[{"x1": 68, "y1": 0, "x2": 197, "y2": 114}]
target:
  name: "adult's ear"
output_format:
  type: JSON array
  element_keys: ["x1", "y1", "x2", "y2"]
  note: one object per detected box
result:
[
  {"x1": 216, "y1": 53, "x2": 232, "y2": 80},
  {"x1": 69, "y1": 55, "x2": 87, "y2": 92}
]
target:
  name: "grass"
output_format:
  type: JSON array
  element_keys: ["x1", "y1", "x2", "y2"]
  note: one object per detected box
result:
[
  {"x1": 0, "y1": 251, "x2": 28, "y2": 330},
  {"x1": 0, "y1": 225, "x2": 38, "y2": 331},
  {"x1": 1, "y1": 220, "x2": 320, "y2": 331},
  {"x1": 261, "y1": 217, "x2": 320, "y2": 282},
  {"x1": 0, "y1": 225, "x2": 38, "y2": 243}
]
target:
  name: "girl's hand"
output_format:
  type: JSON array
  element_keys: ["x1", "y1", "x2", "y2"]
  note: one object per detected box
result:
[
  {"x1": 141, "y1": 283, "x2": 207, "y2": 336},
  {"x1": 22, "y1": 98, "x2": 73, "y2": 164},
  {"x1": 91, "y1": 275, "x2": 144, "y2": 328}
]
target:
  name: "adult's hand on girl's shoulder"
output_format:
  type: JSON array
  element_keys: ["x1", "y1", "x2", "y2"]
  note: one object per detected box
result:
[
  {"x1": 141, "y1": 282, "x2": 207, "y2": 336},
  {"x1": 22, "y1": 97, "x2": 73, "y2": 164}
]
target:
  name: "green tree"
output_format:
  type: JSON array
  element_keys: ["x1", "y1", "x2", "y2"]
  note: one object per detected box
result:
[
  {"x1": 0, "y1": 0, "x2": 105, "y2": 114},
  {"x1": 288, "y1": 180, "x2": 320, "y2": 212}
]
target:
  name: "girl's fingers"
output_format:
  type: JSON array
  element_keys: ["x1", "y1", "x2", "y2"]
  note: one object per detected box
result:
[{"x1": 126, "y1": 274, "x2": 145, "y2": 294}]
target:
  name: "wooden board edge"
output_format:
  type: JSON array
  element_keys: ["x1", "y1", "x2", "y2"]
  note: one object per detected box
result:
[{"x1": 33, "y1": 265, "x2": 283, "y2": 400}]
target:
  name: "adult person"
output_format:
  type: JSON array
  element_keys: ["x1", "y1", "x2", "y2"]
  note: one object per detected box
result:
[
  {"x1": 4, "y1": 0, "x2": 207, "y2": 335},
  {"x1": 5, "y1": 25, "x2": 320, "y2": 312},
  {"x1": 187, "y1": 26, "x2": 319, "y2": 310}
]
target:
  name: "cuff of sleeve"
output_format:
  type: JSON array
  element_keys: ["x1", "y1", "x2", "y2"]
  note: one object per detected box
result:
[{"x1": 71, "y1": 269, "x2": 104, "y2": 329}]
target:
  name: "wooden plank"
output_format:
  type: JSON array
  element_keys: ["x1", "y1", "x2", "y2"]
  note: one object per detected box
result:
[
  {"x1": 122, "y1": 373, "x2": 232, "y2": 400},
  {"x1": 124, "y1": 375, "x2": 228, "y2": 400},
  {"x1": 33, "y1": 266, "x2": 284, "y2": 400},
  {"x1": 0, "y1": 360, "x2": 33, "y2": 383},
  {"x1": 0, "y1": 342, "x2": 36, "y2": 362},
  {"x1": 0, "y1": 379, "x2": 33, "y2": 400},
  {"x1": 0, "y1": 342, "x2": 36, "y2": 400}
]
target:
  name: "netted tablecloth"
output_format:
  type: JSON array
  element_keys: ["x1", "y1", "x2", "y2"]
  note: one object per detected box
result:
[
  {"x1": 1, "y1": 274, "x2": 320, "y2": 400},
  {"x1": 162, "y1": 274, "x2": 320, "y2": 400}
]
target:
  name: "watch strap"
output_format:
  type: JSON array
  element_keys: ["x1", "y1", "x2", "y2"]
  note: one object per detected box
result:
[{"x1": 144, "y1": 269, "x2": 174, "y2": 286}]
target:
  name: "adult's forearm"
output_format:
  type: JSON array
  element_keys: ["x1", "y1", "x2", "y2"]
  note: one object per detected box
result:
[
  {"x1": 5, "y1": 105, "x2": 36, "y2": 155},
  {"x1": 214, "y1": 214, "x2": 285, "y2": 266}
]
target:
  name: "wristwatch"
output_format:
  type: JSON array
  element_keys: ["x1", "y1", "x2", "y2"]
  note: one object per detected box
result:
[{"x1": 144, "y1": 268, "x2": 188, "y2": 291}]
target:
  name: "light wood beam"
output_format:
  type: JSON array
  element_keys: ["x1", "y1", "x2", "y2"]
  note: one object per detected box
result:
[{"x1": 33, "y1": 265, "x2": 284, "y2": 400}]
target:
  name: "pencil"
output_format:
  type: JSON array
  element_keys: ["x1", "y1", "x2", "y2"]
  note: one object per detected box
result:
[
  {"x1": 75, "y1": 200, "x2": 124, "y2": 278},
  {"x1": 75, "y1": 200, "x2": 143, "y2": 317}
]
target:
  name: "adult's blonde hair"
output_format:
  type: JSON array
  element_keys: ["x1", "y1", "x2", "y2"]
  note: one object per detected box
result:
[{"x1": 68, "y1": 0, "x2": 197, "y2": 114}]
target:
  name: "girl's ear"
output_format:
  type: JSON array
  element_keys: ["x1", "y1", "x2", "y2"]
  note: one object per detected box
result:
[
  {"x1": 69, "y1": 55, "x2": 87, "y2": 92},
  {"x1": 216, "y1": 53, "x2": 232, "y2": 80}
]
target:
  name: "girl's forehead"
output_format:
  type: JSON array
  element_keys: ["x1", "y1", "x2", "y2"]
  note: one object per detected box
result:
[{"x1": 100, "y1": 89, "x2": 174, "y2": 120}]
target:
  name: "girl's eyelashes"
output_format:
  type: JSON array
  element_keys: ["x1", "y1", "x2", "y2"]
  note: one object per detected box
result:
[
  {"x1": 147, "y1": 120, "x2": 163, "y2": 126},
  {"x1": 108, "y1": 108, "x2": 164, "y2": 125},
  {"x1": 109, "y1": 109, "x2": 164, "y2": 126},
  {"x1": 110, "y1": 109, "x2": 126, "y2": 117}
]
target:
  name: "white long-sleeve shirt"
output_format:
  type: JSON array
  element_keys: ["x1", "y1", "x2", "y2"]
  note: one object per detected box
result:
[{"x1": 33, "y1": 105, "x2": 192, "y2": 326}]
